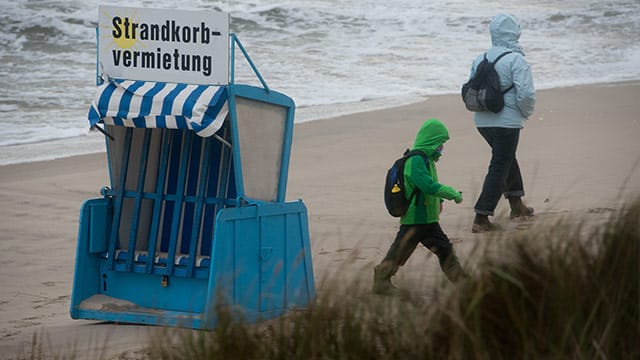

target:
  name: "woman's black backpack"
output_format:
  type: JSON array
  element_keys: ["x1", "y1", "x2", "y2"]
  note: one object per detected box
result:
[
  {"x1": 384, "y1": 149, "x2": 429, "y2": 217},
  {"x1": 461, "y1": 51, "x2": 513, "y2": 113}
]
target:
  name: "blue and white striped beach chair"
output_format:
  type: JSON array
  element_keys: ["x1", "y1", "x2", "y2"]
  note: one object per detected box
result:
[{"x1": 70, "y1": 76, "x2": 315, "y2": 329}]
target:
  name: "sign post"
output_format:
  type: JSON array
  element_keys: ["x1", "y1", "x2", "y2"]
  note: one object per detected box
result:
[{"x1": 98, "y1": 5, "x2": 229, "y2": 85}]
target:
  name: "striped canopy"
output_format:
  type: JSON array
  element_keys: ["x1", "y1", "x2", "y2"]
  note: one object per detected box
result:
[{"x1": 88, "y1": 79, "x2": 228, "y2": 137}]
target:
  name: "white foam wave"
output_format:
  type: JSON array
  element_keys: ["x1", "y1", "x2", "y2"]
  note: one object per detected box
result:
[{"x1": 1, "y1": 0, "x2": 639, "y2": 165}]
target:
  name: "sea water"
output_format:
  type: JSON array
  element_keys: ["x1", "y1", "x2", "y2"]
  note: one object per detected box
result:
[{"x1": 1, "y1": 0, "x2": 639, "y2": 165}]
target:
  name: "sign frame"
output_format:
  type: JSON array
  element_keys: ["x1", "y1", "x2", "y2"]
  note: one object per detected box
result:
[{"x1": 98, "y1": 5, "x2": 230, "y2": 85}]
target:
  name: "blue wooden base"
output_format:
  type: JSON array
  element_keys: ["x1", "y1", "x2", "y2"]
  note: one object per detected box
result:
[{"x1": 71, "y1": 198, "x2": 315, "y2": 329}]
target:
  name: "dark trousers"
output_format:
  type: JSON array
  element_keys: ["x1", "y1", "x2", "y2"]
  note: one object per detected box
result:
[
  {"x1": 474, "y1": 127, "x2": 524, "y2": 216},
  {"x1": 382, "y1": 223, "x2": 454, "y2": 273}
]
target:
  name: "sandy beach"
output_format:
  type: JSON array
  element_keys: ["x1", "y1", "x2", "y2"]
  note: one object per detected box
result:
[{"x1": 1, "y1": 81, "x2": 639, "y2": 358}]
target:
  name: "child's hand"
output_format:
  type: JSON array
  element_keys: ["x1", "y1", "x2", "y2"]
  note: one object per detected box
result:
[
  {"x1": 437, "y1": 186, "x2": 463, "y2": 203},
  {"x1": 454, "y1": 191, "x2": 463, "y2": 204}
]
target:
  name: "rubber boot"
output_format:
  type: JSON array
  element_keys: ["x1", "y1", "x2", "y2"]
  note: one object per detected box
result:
[
  {"x1": 373, "y1": 260, "x2": 399, "y2": 295},
  {"x1": 441, "y1": 252, "x2": 469, "y2": 283},
  {"x1": 508, "y1": 197, "x2": 534, "y2": 219}
]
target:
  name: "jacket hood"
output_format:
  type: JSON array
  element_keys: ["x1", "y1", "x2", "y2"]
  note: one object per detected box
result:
[
  {"x1": 412, "y1": 118, "x2": 449, "y2": 159},
  {"x1": 490, "y1": 13, "x2": 524, "y2": 55}
]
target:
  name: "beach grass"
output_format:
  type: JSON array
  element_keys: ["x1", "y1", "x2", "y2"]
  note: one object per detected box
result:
[
  {"x1": 15, "y1": 199, "x2": 639, "y2": 359},
  {"x1": 145, "y1": 199, "x2": 639, "y2": 360}
]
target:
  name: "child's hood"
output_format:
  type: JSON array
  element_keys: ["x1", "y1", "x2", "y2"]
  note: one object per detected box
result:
[{"x1": 412, "y1": 118, "x2": 449, "y2": 158}]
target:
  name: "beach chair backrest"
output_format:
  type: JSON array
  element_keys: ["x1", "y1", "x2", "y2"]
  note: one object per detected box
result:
[{"x1": 103, "y1": 121, "x2": 235, "y2": 277}]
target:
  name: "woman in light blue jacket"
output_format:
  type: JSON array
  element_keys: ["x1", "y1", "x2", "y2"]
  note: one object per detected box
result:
[{"x1": 469, "y1": 13, "x2": 536, "y2": 232}]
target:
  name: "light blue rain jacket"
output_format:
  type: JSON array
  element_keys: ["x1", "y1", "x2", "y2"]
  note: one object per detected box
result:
[{"x1": 469, "y1": 13, "x2": 536, "y2": 128}]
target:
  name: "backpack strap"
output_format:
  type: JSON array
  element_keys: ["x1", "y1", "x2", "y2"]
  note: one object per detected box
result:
[
  {"x1": 403, "y1": 149, "x2": 429, "y2": 160},
  {"x1": 402, "y1": 149, "x2": 430, "y2": 205},
  {"x1": 502, "y1": 84, "x2": 515, "y2": 94},
  {"x1": 490, "y1": 51, "x2": 515, "y2": 94},
  {"x1": 492, "y1": 51, "x2": 513, "y2": 64}
]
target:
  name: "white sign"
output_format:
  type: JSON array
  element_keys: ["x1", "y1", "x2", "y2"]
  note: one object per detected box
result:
[{"x1": 98, "y1": 5, "x2": 229, "y2": 85}]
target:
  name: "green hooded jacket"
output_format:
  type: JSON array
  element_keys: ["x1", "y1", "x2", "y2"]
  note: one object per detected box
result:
[{"x1": 401, "y1": 118, "x2": 461, "y2": 224}]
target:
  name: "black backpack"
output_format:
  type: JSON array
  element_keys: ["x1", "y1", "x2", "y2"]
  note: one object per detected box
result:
[
  {"x1": 384, "y1": 149, "x2": 429, "y2": 217},
  {"x1": 461, "y1": 51, "x2": 513, "y2": 113}
]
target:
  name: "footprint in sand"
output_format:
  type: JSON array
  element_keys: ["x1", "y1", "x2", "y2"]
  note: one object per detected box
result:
[
  {"x1": 515, "y1": 222, "x2": 533, "y2": 230},
  {"x1": 587, "y1": 207, "x2": 615, "y2": 214},
  {"x1": 318, "y1": 248, "x2": 353, "y2": 255},
  {"x1": 32, "y1": 294, "x2": 70, "y2": 309},
  {"x1": 9, "y1": 319, "x2": 42, "y2": 328}
]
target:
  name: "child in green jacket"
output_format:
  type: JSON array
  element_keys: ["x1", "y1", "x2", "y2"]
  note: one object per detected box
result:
[{"x1": 374, "y1": 118, "x2": 467, "y2": 294}]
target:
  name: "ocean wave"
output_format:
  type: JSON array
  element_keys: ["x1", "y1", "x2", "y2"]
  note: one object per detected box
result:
[
  {"x1": 1, "y1": 0, "x2": 639, "y2": 165},
  {"x1": 0, "y1": 126, "x2": 89, "y2": 147}
]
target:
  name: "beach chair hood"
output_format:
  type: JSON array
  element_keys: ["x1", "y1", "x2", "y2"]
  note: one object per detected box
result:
[{"x1": 88, "y1": 79, "x2": 228, "y2": 138}]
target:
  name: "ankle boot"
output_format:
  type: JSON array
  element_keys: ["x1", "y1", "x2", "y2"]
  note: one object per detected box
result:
[
  {"x1": 508, "y1": 197, "x2": 534, "y2": 219},
  {"x1": 472, "y1": 214, "x2": 497, "y2": 233}
]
